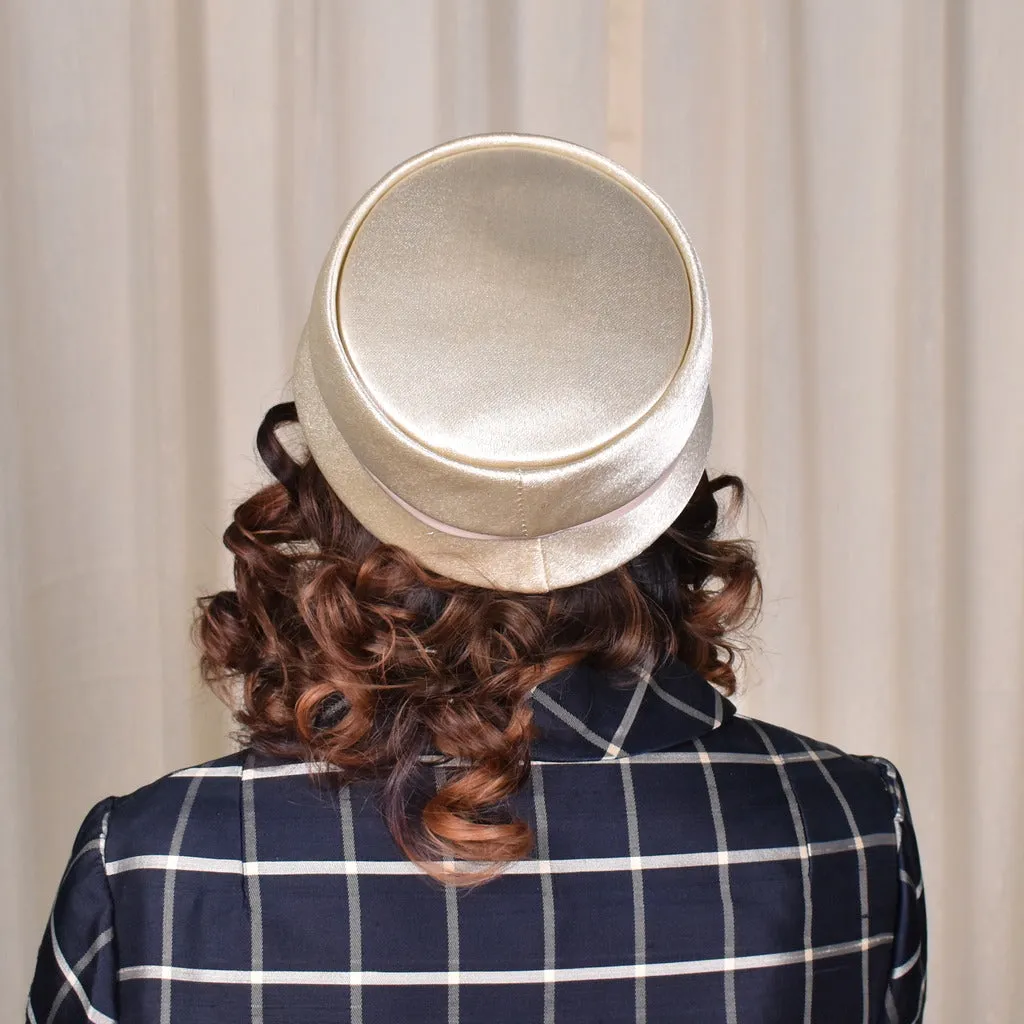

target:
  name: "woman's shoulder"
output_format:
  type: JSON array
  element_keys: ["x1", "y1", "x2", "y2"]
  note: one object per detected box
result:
[
  {"x1": 97, "y1": 749, "x2": 345, "y2": 866},
  {"x1": 107, "y1": 750, "x2": 246, "y2": 833},
  {"x1": 705, "y1": 712, "x2": 915, "y2": 839},
  {"x1": 94, "y1": 749, "x2": 265, "y2": 866}
]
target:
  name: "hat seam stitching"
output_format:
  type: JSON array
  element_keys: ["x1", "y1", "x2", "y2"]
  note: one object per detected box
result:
[{"x1": 516, "y1": 471, "x2": 528, "y2": 538}]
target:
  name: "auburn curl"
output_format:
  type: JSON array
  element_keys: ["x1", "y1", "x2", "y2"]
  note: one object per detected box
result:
[{"x1": 195, "y1": 402, "x2": 761, "y2": 885}]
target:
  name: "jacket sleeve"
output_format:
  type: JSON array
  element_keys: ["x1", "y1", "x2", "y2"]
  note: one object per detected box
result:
[
  {"x1": 26, "y1": 796, "x2": 119, "y2": 1024},
  {"x1": 868, "y1": 757, "x2": 927, "y2": 1024}
]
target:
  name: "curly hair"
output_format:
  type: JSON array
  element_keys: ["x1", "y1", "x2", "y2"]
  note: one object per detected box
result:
[{"x1": 195, "y1": 402, "x2": 762, "y2": 885}]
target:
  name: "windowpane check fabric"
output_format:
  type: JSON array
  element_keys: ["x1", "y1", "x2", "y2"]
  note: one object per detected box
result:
[{"x1": 27, "y1": 657, "x2": 926, "y2": 1023}]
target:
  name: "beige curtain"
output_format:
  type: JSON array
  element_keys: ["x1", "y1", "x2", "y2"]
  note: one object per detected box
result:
[{"x1": 2, "y1": 1, "x2": 1022, "y2": 1020}]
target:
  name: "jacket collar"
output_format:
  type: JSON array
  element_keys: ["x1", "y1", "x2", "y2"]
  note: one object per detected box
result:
[
  {"x1": 311, "y1": 655, "x2": 732, "y2": 762},
  {"x1": 527, "y1": 655, "x2": 733, "y2": 762}
]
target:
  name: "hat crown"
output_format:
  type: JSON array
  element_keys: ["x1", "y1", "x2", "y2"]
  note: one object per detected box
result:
[{"x1": 338, "y1": 145, "x2": 693, "y2": 467}]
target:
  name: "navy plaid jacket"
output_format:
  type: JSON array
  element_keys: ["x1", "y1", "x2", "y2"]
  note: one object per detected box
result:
[{"x1": 28, "y1": 656, "x2": 926, "y2": 1023}]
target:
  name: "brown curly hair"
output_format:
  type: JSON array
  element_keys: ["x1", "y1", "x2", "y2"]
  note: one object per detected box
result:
[{"x1": 195, "y1": 402, "x2": 761, "y2": 885}]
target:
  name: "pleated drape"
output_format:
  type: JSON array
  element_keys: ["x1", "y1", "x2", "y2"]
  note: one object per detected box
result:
[{"x1": 2, "y1": 3, "x2": 1021, "y2": 1020}]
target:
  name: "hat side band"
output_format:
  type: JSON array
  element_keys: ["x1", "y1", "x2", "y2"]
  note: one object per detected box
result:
[{"x1": 360, "y1": 389, "x2": 711, "y2": 544}]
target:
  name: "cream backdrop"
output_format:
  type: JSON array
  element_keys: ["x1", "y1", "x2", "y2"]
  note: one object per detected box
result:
[{"x1": 2, "y1": 1, "x2": 1022, "y2": 1021}]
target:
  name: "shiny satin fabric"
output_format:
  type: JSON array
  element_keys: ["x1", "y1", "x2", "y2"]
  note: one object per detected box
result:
[{"x1": 293, "y1": 133, "x2": 712, "y2": 591}]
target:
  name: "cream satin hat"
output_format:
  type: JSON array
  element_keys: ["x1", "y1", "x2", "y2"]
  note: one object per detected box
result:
[{"x1": 293, "y1": 133, "x2": 712, "y2": 593}]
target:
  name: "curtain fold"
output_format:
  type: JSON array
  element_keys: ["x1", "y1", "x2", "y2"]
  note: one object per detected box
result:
[{"x1": 2, "y1": 2, "x2": 1021, "y2": 1020}]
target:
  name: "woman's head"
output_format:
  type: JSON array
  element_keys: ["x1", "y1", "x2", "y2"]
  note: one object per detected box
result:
[
  {"x1": 195, "y1": 402, "x2": 761, "y2": 884},
  {"x1": 198, "y1": 135, "x2": 749, "y2": 883}
]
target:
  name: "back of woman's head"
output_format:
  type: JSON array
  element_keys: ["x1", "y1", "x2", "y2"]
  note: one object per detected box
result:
[{"x1": 195, "y1": 402, "x2": 761, "y2": 884}]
